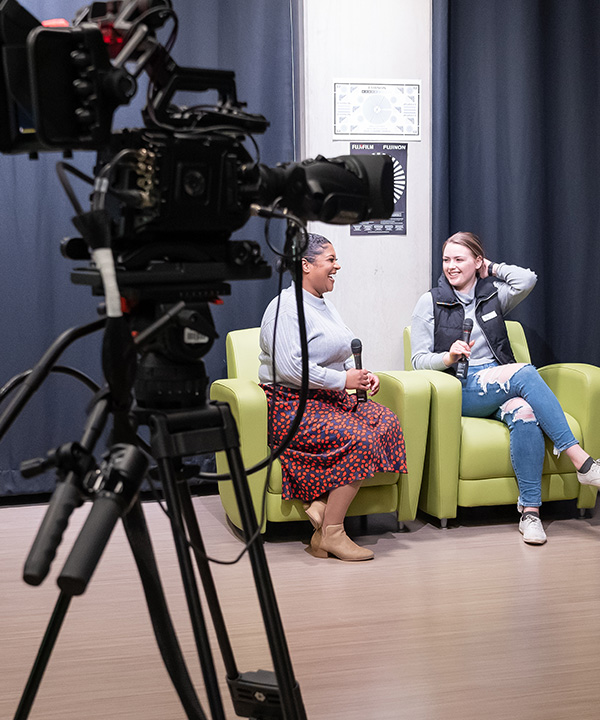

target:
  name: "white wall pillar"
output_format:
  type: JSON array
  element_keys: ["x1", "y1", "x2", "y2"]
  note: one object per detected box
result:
[{"x1": 297, "y1": 0, "x2": 432, "y2": 370}]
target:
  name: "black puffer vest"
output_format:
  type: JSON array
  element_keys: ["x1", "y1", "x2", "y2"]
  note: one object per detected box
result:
[{"x1": 431, "y1": 273, "x2": 516, "y2": 375}]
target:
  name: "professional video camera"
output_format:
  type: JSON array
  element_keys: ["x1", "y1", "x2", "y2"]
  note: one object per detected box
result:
[{"x1": 0, "y1": 0, "x2": 393, "y2": 290}]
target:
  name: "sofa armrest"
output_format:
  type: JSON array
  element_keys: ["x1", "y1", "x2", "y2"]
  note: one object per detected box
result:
[
  {"x1": 210, "y1": 378, "x2": 270, "y2": 465},
  {"x1": 414, "y1": 370, "x2": 463, "y2": 520},
  {"x1": 374, "y1": 371, "x2": 430, "y2": 520},
  {"x1": 538, "y1": 363, "x2": 600, "y2": 459},
  {"x1": 539, "y1": 363, "x2": 600, "y2": 507},
  {"x1": 209, "y1": 378, "x2": 274, "y2": 532}
]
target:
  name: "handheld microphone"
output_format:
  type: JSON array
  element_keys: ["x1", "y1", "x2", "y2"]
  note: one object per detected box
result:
[
  {"x1": 351, "y1": 338, "x2": 368, "y2": 402},
  {"x1": 455, "y1": 318, "x2": 474, "y2": 380}
]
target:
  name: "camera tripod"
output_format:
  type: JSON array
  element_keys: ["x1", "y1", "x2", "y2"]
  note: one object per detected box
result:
[{"x1": 2, "y1": 308, "x2": 307, "y2": 720}]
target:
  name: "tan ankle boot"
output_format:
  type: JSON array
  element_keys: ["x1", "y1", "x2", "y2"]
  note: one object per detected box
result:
[
  {"x1": 317, "y1": 523, "x2": 374, "y2": 561},
  {"x1": 302, "y1": 498, "x2": 327, "y2": 529},
  {"x1": 306, "y1": 528, "x2": 328, "y2": 558}
]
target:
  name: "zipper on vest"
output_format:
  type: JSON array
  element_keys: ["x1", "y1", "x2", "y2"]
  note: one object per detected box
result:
[{"x1": 475, "y1": 289, "x2": 506, "y2": 366}]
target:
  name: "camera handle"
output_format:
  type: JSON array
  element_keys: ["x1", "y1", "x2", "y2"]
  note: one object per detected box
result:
[{"x1": 0, "y1": 318, "x2": 106, "y2": 444}]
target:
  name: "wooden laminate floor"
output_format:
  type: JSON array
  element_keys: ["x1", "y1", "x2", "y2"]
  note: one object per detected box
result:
[{"x1": 2, "y1": 495, "x2": 600, "y2": 720}]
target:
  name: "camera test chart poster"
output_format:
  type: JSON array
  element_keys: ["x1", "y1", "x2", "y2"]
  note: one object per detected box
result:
[
  {"x1": 334, "y1": 81, "x2": 421, "y2": 140},
  {"x1": 350, "y1": 143, "x2": 408, "y2": 236}
]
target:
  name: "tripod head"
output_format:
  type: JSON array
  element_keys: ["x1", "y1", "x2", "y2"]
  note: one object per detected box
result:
[{"x1": 128, "y1": 298, "x2": 215, "y2": 410}]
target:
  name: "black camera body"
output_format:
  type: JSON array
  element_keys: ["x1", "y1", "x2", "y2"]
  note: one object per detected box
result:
[{"x1": 99, "y1": 129, "x2": 256, "y2": 247}]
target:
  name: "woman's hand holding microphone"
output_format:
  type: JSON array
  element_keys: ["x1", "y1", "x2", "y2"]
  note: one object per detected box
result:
[
  {"x1": 443, "y1": 339, "x2": 475, "y2": 368},
  {"x1": 345, "y1": 368, "x2": 380, "y2": 395}
]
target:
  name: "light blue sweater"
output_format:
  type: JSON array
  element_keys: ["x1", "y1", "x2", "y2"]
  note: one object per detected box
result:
[{"x1": 258, "y1": 284, "x2": 355, "y2": 390}]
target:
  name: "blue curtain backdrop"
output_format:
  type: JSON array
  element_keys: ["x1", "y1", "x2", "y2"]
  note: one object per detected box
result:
[
  {"x1": 0, "y1": 0, "x2": 294, "y2": 495},
  {"x1": 433, "y1": 0, "x2": 600, "y2": 367}
]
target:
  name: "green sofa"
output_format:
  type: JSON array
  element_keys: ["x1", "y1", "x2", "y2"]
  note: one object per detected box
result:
[
  {"x1": 210, "y1": 327, "x2": 431, "y2": 533},
  {"x1": 404, "y1": 321, "x2": 600, "y2": 525}
]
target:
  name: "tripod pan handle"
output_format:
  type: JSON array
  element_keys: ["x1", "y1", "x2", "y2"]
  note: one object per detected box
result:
[
  {"x1": 57, "y1": 493, "x2": 124, "y2": 596},
  {"x1": 23, "y1": 480, "x2": 83, "y2": 586}
]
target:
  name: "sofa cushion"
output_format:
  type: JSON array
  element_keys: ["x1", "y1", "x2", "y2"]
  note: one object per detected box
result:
[
  {"x1": 268, "y1": 467, "x2": 399, "y2": 493},
  {"x1": 459, "y1": 412, "x2": 582, "y2": 480}
]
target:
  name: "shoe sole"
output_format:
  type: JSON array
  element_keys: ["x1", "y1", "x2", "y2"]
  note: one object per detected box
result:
[
  {"x1": 304, "y1": 545, "x2": 328, "y2": 558},
  {"x1": 578, "y1": 477, "x2": 600, "y2": 488},
  {"x1": 304, "y1": 545, "x2": 374, "y2": 561},
  {"x1": 519, "y1": 529, "x2": 547, "y2": 545}
]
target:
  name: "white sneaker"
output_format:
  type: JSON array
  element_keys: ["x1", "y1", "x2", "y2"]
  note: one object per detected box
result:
[
  {"x1": 519, "y1": 513, "x2": 547, "y2": 545},
  {"x1": 577, "y1": 459, "x2": 600, "y2": 488}
]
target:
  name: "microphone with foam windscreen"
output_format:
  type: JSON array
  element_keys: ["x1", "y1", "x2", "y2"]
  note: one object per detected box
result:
[
  {"x1": 351, "y1": 338, "x2": 368, "y2": 402},
  {"x1": 455, "y1": 318, "x2": 474, "y2": 380}
]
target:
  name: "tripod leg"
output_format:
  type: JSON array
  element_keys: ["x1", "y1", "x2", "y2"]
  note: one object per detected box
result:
[
  {"x1": 224, "y1": 442, "x2": 307, "y2": 720},
  {"x1": 14, "y1": 593, "x2": 71, "y2": 720},
  {"x1": 157, "y1": 455, "x2": 226, "y2": 720},
  {"x1": 176, "y1": 476, "x2": 240, "y2": 680},
  {"x1": 123, "y1": 501, "x2": 208, "y2": 720}
]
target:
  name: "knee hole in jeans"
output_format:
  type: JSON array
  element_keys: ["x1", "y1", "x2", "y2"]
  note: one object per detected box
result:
[
  {"x1": 475, "y1": 363, "x2": 528, "y2": 392},
  {"x1": 500, "y1": 398, "x2": 537, "y2": 423}
]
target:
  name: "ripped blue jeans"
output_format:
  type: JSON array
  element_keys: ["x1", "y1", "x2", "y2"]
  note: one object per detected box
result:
[{"x1": 462, "y1": 362, "x2": 579, "y2": 508}]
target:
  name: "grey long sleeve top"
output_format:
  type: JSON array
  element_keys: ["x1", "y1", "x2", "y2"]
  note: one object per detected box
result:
[
  {"x1": 411, "y1": 263, "x2": 538, "y2": 371},
  {"x1": 258, "y1": 284, "x2": 355, "y2": 390}
]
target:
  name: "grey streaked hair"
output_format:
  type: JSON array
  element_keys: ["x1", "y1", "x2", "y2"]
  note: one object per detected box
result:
[
  {"x1": 282, "y1": 232, "x2": 331, "y2": 273},
  {"x1": 302, "y1": 233, "x2": 331, "y2": 263}
]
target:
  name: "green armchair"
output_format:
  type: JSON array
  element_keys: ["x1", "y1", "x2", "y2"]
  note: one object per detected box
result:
[
  {"x1": 209, "y1": 327, "x2": 431, "y2": 533},
  {"x1": 404, "y1": 321, "x2": 600, "y2": 526}
]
